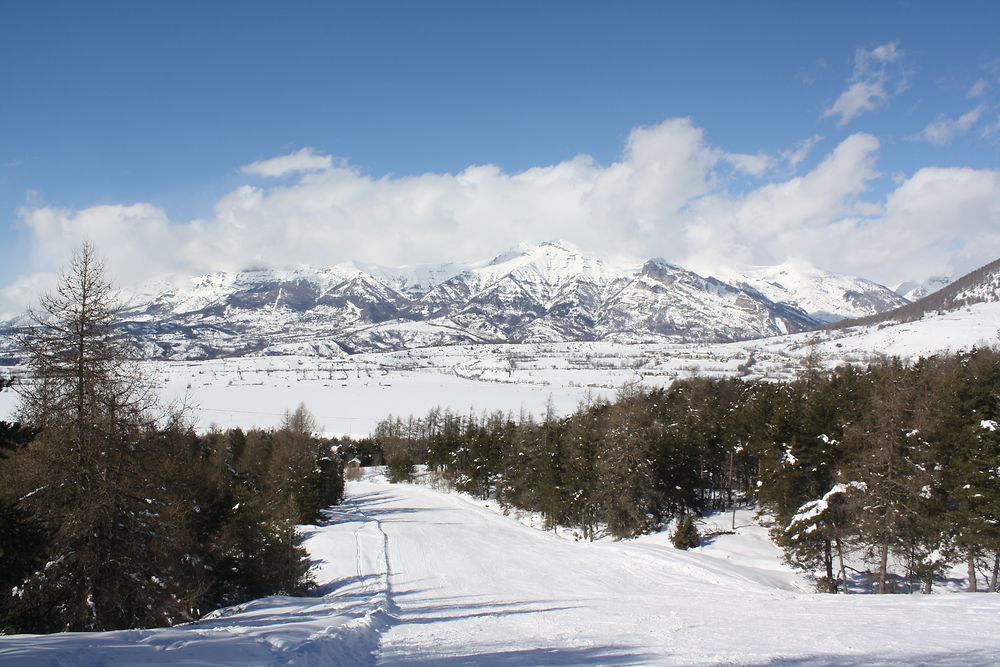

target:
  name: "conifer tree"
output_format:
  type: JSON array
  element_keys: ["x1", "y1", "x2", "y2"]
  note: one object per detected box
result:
[
  {"x1": 843, "y1": 359, "x2": 935, "y2": 593},
  {"x1": 671, "y1": 513, "x2": 700, "y2": 550},
  {"x1": 597, "y1": 386, "x2": 659, "y2": 538},
  {"x1": 10, "y1": 243, "x2": 191, "y2": 631}
]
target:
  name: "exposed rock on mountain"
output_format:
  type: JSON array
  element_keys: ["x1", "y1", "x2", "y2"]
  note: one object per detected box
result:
[{"x1": 1, "y1": 241, "x2": 909, "y2": 360}]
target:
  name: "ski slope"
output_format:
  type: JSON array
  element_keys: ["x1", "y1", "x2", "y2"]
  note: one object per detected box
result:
[{"x1": 3, "y1": 480, "x2": 1000, "y2": 666}]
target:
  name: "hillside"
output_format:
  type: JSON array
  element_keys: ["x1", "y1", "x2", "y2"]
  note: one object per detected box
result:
[
  {"x1": 826, "y1": 256, "x2": 1000, "y2": 331},
  {"x1": 712, "y1": 260, "x2": 908, "y2": 323}
]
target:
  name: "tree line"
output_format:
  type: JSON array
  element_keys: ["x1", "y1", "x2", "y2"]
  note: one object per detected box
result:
[
  {"x1": 0, "y1": 244, "x2": 344, "y2": 634},
  {"x1": 366, "y1": 348, "x2": 1000, "y2": 594}
]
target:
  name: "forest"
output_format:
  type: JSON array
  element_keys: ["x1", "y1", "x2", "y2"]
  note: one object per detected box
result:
[
  {"x1": 0, "y1": 245, "x2": 344, "y2": 634},
  {"x1": 356, "y1": 346, "x2": 1000, "y2": 595}
]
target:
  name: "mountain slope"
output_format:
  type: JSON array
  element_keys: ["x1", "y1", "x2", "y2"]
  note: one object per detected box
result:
[
  {"x1": 2, "y1": 242, "x2": 908, "y2": 360},
  {"x1": 894, "y1": 275, "x2": 952, "y2": 302},
  {"x1": 826, "y1": 256, "x2": 1000, "y2": 331},
  {"x1": 713, "y1": 261, "x2": 910, "y2": 323}
]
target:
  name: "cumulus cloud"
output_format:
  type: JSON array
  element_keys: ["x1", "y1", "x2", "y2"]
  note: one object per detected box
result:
[
  {"x1": 679, "y1": 133, "x2": 882, "y2": 274},
  {"x1": 3, "y1": 117, "x2": 999, "y2": 317},
  {"x1": 823, "y1": 42, "x2": 909, "y2": 126},
  {"x1": 240, "y1": 147, "x2": 334, "y2": 177},
  {"x1": 913, "y1": 105, "x2": 986, "y2": 145},
  {"x1": 843, "y1": 167, "x2": 1000, "y2": 284}
]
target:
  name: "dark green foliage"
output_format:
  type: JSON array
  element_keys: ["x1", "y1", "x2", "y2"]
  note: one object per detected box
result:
[
  {"x1": 336, "y1": 436, "x2": 384, "y2": 466},
  {"x1": 387, "y1": 454, "x2": 415, "y2": 483},
  {"x1": 373, "y1": 348, "x2": 1000, "y2": 593},
  {"x1": 0, "y1": 246, "x2": 345, "y2": 634},
  {"x1": 671, "y1": 514, "x2": 700, "y2": 550}
]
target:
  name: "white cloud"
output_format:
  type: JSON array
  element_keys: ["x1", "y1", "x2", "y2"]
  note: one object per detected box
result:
[
  {"x1": 3, "y1": 117, "x2": 999, "y2": 317},
  {"x1": 823, "y1": 42, "x2": 909, "y2": 126},
  {"x1": 913, "y1": 104, "x2": 986, "y2": 145},
  {"x1": 968, "y1": 79, "x2": 987, "y2": 98},
  {"x1": 240, "y1": 147, "x2": 334, "y2": 177},
  {"x1": 781, "y1": 135, "x2": 822, "y2": 170},
  {"x1": 724, "y1": 153, "x2": 774, "y2": 176},
  {"x1": 847, "y1": 167, "x2": 1000, "y2": 283},
  {"x1": 0, "y1": 272, "x2": 59, "y2": 320},
  {"x1": 680, "y1": 133, "x2": 882, "y2": 274}
]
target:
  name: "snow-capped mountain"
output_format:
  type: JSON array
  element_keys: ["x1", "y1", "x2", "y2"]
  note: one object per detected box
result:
[
  {"x1": 893, "y1": 276, "x2": 952, "y2": 302},
  {"x1": 825, "y1": 256, "x2": 1000, "y2": 332},
  {"x1": 712, "y1": 261, "x2": 910, "y2": 324},
  {"x1": 1, "y1": 241, "x2": 908, "y2": 360}
]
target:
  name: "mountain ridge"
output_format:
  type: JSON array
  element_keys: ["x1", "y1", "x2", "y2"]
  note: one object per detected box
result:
[
  {"x1": 1, "y1": 241, "x2": 910, "y2": 360},
  {"x1": 825, "y1": 256, "x2": 1000, "y2": 332}
]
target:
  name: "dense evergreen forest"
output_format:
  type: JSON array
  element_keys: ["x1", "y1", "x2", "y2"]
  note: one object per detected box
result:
[
  {"x1": 0, "y1": 245, "x2": 344, "y2": 634},
  {"x1": 362, "y1": 347, "x2": 1000, "y2": 594}
]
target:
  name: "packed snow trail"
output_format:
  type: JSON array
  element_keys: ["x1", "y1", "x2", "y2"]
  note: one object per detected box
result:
[
  {"x1": 3, "y1": 481, "x2": 1000, "y2": 665},
  {"x1": 354, "y1": 482, "x2": 1000, "y2": 665}
]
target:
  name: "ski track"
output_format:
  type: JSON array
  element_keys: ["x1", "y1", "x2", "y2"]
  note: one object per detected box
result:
[{"x1": 2, "y1": 480, "x2": 1000, "y2": 666}]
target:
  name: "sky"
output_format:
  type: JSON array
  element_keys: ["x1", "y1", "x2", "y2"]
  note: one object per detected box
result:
[{"x1": 2, "y1": 1, "x2": 999, "y2": 317}]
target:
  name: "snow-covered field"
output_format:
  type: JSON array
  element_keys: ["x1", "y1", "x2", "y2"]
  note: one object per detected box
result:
[
  {"x1": 3, "y1": 478, "x2": 999, "y2": 666},
  {"x1": 5, "y1": 301, "x2": 997, "y2": 436}
]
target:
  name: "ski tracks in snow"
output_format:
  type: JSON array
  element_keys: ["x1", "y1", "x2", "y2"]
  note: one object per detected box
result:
[{"x1": 338, "y1": 496, "x2": 402, "y2": 662}]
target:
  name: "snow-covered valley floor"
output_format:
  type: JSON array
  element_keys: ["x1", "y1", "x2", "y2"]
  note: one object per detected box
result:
[{"x1": 3, "y1": 480, "x2": 1000, "y2": 666}]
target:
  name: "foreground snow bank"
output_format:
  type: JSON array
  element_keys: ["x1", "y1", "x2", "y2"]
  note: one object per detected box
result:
[
  {"x1": 3, "y1": 480, "x2": 1000, "y2": 666},
  {"x1": 0, "y1": 498, "x2": 395, "y2": 666}
]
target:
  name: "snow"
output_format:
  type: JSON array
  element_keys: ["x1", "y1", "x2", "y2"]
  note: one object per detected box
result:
[
  {"x1": 2, "y1": 300, "x2": 999, "y2": 436},
  {"x1": 3, "y1": 479, "x2": 999, "y2": 665},
  {"x1": 712, "y1": 260, "x2": 907, "y2": 322},
  {"x1": 788, "y1": 482, "x2": 867, "y2": 534}
]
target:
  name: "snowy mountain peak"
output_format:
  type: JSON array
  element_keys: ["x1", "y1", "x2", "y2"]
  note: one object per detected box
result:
[
  {"x1": 711, "y1": 262, "x2": 908, "y2": 324},
  {"x1": 485, "y1": 239, "x2": 582, "y2": 267},
  {"x1": 1, "y1": 243, "x2": 912, "y2": 360},
  {"x1": 894, "y1": 276, "x2": 952, "y2": 302}
]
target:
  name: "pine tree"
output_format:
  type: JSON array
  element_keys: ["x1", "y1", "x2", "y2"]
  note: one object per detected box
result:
[
  {"x1": 9, "y1": 243, "x2": 189, "y2": 631},
  {"x1": 596, "y1": 387, "x2": 659, "y2": 539},
  {"x1": 843, "y1": 359, "x2": 936, "y2": 594},
  {"x1": 671, "y1": 513, "x2": 700, "y2": 550},
  {"x1": 0, "y1": 377, "x2": 47, "y2": 631}
]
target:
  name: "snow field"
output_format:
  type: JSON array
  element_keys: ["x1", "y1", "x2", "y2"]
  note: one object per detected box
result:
[
  {"x1": 3, "y1": 479, "x2": 1000, "y2": 665},
  {"x1": 4, "y1": 302, "x2": 998, "y2": 436}
]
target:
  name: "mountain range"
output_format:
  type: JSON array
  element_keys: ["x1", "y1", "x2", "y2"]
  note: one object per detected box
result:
[{"x1": 31, "y1": 240, "x2": 900, "y2": 360}]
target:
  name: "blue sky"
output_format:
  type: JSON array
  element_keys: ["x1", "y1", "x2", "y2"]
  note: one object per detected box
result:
[{"x1": 2, "y1": 1, "x2": 999, "y2": 315}]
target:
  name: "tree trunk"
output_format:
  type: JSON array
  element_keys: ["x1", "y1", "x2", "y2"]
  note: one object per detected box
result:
[
  {"x1": 967, "y1": 549, "x2": 978, "y2": 592},
  {"x1": 837, "y1": 537, "x2": 849, "y2": 594},
  {"x1": 989, "y1": 551, "x2": 999, "y2": 593},
  {"x1": 878, "y1": 542, "x2": 889, "y2": 594},
  {"x1": 823, "y1": 538, "x2": 834, "y2": 591}
]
